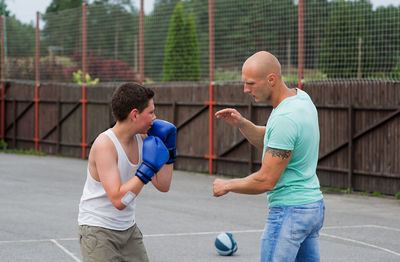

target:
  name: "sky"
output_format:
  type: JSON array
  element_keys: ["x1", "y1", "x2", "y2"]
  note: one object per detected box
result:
[{"x1": 6, "y1": 0, "x2": 400, "y2": 26}]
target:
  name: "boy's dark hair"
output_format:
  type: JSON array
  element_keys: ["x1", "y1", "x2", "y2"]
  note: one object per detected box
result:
[{"x1": 111, "y1": 82, "x2": 154, "y2": 121}]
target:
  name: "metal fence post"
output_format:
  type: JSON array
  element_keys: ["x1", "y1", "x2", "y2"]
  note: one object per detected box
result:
[
  {"x1": 34, "y1": 12, "x2": 40, "y2": 151},
  {"x1": 80, "y1": 3, "x2": 88, "y2": 159},
  {"x1": 297, "y1": 0, "x2": 304, "y2": 90},
  {"x1": 139, "y1": 0, "x2": 144, "y2": 84},
  {"x1": 204, "y1": 0, "x2": 216, "y2": 174},
  {"x1": 0, "y1": 16, "x2": 5, "y2": 141}
]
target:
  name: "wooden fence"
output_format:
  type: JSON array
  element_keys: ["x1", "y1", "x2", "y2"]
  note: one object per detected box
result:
[{"x1": 1, "y1": 80, "x2": 399, "y2": 195}]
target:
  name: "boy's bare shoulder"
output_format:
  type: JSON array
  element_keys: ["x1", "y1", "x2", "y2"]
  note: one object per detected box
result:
[{"x1": 91, "y1": 133, "x2": 115, "y2": 154}]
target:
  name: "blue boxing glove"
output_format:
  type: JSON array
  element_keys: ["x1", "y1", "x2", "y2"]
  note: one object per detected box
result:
[
  {"x1": 148, "y1": 119, "x2": 177, "y2": 164},
  {"x1": 135, "y1": 136, "x2": 169, "y2": 184}
]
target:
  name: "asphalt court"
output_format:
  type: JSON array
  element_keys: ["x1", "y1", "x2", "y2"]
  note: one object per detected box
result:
[{"x1": 1, "y1": 153, "x2": 399, "y2": 261}]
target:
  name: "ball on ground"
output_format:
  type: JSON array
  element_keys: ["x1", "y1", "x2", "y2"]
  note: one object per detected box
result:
[{"x1": 214, "y1": 232, "x2": 238, "y2": 256}]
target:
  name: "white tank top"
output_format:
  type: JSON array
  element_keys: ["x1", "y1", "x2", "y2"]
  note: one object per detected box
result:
[{"x1": 78, "y1": 129, "x2": 143, "y2": 230}]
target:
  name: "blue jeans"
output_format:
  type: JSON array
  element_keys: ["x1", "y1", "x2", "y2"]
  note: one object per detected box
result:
[{"x1": 260, "y1": 199, "x2": 325, "y2": 262}]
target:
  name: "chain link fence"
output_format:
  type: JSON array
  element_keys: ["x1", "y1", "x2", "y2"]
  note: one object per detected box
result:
[{"x1": 2, "y1": 0, "x2": 400, "y2": 84}]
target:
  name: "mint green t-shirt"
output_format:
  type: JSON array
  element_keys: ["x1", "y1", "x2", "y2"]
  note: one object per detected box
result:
[{"x1": 263, "y1": 89, "x2": 323, "y2": 207}]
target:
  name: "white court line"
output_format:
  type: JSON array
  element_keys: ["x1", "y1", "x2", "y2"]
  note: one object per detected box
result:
[
  {"x1": 143, "y1": 225, "x2": 400, "y2": 238},
  {"x1": 143, "y1": 226, "x2": 400, "y2": 258},
  {"x1": 323, "y1": 224, "x2": 400, "y2": 232},
  {"x1": 320, "y1": 233, "x2": 400, "y2": 257},
  {"x1": 1, "y1": 224, "x2": 399, "y2": 243},
  {"x1": 57, "y1": 237, "x2": 79, "y2": 241},
  {"x1": 0, "y1": 230, "x2": 262, "y2": 244},
  {"x1": 1, "y1": 225, "x2": 399, "y2": 259},
  {"x1": 50, "y1": 239, "x2": 82, "y2": 262},
  {"x1": 143, "y1": 229, "x2": 263, "y2": 238},
  {"x1": 0, "y1": 239, "x2": 50, "y2": 244}
]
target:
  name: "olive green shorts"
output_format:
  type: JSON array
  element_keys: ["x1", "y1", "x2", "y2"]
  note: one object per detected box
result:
[{"x1": 79, "y1": 224, "x2": 149, "y2": 262}]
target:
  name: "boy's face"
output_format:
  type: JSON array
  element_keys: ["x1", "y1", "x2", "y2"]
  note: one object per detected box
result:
[{"x1": 134, "y1": 98, "x2": 156, "y2": 133}]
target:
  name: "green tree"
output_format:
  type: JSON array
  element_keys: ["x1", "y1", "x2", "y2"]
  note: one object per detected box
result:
[
  {"x1": 304, "y1": 0, "x2": 329, "y2": 70},
  {"x1": 6, "y1": 18, "x2": 35, "y2": 57},
  {"x1": 371, "y1": 5, "x2": 400, "y2": 77},
  {"x1": 45, "y1": 0, "x2": 84, "y2": 13},
  {"x1": 162, "y1": 2, "x2": 185, "y2": 81},
  {"x1": 0, "y1": 0, "x2": 10, "y2": 16},
  {"x1": 87, "y1": 1, "x2": 139, "y2": 64},
  {"x1": 41, "y1": 0, "x2": 139, "y2": 77},
  {"x1": 186, "y1": 0, "x2": 298, "y2": 79},
  {"x1": 41, "y1": 1, "x2": 85, "y2": 58},
  {"x1": 2, "y1": 16, "x2": 36, "y2": 79},
  {"x1": 182, "y1": 10, "x2": 200, "y2": 81},
  {"x1": 144, "y1": 0, "x2": 180, "y2": 81},
  {"x1": 0, "y1": 0, "x2": 36, "y2": 79},
  {"x1": 162, "y1": 2, "x2": 200, "y2": 81},
  {"x1": 319, "y1": 0, "x2": 373, "y2": 78}
]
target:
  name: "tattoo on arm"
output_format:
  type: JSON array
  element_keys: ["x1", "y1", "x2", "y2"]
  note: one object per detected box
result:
[{"x1": 266, "y1": 147, "x2": 291, "y2": 159}]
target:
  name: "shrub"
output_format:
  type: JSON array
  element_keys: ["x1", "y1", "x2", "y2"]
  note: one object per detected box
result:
[
  {"x1": 73, "y1": 70, "x2": 99, "y2": 85},
  {"x1": 64, "y1": 51, "x2": 140, "y2": 82},
  {"x1": 395, "y1": 192, "x2": 400, "y2": 199}
]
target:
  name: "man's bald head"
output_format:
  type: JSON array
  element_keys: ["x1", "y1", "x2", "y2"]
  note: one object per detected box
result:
[{"x1": 242, "y1": 51, "x2": 282, "y2": 79}]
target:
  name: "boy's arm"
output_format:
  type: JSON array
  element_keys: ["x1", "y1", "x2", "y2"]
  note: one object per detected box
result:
[
  {"x1": 151, "y1": 164, "x2": 173, "y2": 192},
  {"x1": 93, "y1": 134, "x2": 145, "y2": 210}
]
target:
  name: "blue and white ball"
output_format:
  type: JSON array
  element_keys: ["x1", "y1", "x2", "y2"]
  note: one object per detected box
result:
[{"x1": 214, "y1": 232, "x2": 238, "y2": 256}]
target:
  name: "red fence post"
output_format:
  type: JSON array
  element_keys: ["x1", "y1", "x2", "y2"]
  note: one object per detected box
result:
[
  {"x1": 80, "y1": 3, "x2": 88, "y2": 159},
  {"x1": 34, "y1": 12, "x2": 40, "y2": 151},
  {"x1": 139, "y1": 0, "x2": 144, "y2": 84},
  {"x1": 204, "y1": 0, "x2": 216, "y2": 174},
  {"x1": 0, "y1": 16, "x2": 5, "y2": 141},
  {"x1": 297, "y1": 0, "x2": 304, "y2": 90}
]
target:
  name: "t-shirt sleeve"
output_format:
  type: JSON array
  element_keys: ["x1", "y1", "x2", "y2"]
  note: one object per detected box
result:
[{"x1": 267, "y1": 116, "x2": 297, "y2": 150}]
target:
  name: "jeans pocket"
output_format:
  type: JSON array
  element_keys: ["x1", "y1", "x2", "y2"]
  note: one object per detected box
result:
[
  {"x1": 264, "y1": 207, "x2": 284, "y2": 241},
  {"x1": 291, "y1": 205, "x2": 320, "y2": 241},
  {"x1": 268, "y1": 207, "x2": 283, "y2": 222}
]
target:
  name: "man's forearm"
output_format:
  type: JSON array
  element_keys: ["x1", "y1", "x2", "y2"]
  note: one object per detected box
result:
[
  {"x1": 238, "y1": 118, "x2": 265, "y2": 149},
  {"x1": 226, "y1": 172, "x2": 274, "y2": 195}
]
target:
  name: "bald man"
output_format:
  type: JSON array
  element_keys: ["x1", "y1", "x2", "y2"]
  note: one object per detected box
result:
[{"x1": 214, "y1": 51, "x2": 324, "y2": 262}]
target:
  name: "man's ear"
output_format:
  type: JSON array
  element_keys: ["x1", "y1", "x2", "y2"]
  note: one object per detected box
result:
[{"x1": 267, "y1": 73, "x2": 277, "y2": 86}]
